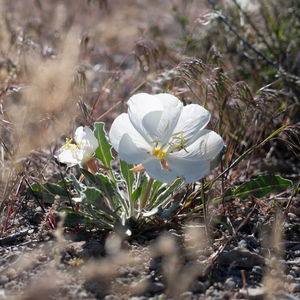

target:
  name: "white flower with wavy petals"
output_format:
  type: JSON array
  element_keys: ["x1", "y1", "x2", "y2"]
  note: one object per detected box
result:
[
  {"x1": 109, "y1": 93, "x2": 224, "y2": 183},
  {"x1": 56, "y1": 126, "x2": 98, "y2": 167}
]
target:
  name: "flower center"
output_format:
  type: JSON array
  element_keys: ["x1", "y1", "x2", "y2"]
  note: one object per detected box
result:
[
  {"x1": 151, "y1": 132, "x2": 188, "y2": 160},
  {"x1": 62, "y1": 138, "x2": 79, "y2": 150},
  {"x1": 152, "y1": 147, "x2": 167, "y2": 160}
]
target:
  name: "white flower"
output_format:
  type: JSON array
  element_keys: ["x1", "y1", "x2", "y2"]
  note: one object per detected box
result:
[
  {"x1": 72, "y1": 196, "x2": 83, "y2": 203},
  {"x1": 56, "y1": 126, "x2": 98, "y2": 167},
  {"x1": 109, "y1": 93, "x2": 224, "y2": 183}
]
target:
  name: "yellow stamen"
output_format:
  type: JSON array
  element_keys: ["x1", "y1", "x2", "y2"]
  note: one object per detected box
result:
[
  {"x1": 169, "y1": 132, "x2": 189, "y2": 153},
  {"x1": 62, "y1": 138, "x2": 79, "y2": 150},
  {"x1": 152, "y1": 147, "x2": 167, "y2": 160}
]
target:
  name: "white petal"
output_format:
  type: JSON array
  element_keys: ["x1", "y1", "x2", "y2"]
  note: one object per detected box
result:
[
  {"x1": 154, "y1": 93, "x2": 183, "y2": 143},
  {"x1": 143, "y1": 158, "x2": 178, "y2": 183},
  {"x1": 109, "y1": 113, "x2": 151, "y2": 154},
  {"x1": 167, "y1": 130, "x2": 224, "y2": 183},
  {"x1": 75, "y1": 126, "x2": 98, "y2": 153},
  {"x1": 55, "y1": 147, "x2": 82, "y2": 167},
  {"x1": 128, "y1": 93, "x2": 182, "y2": 144},
  {"x1": 175, "y1": 130, "x2": 224, "y2": 160},
  {"x1": 72, "y1": 197, "x2": 83, "y2": 203},
  {"x1": 118, "y1": 133, "x2": 150, "y2": 164},
  {"x1": 172, "y1": 104, "x2": 210, "y2": 147},
  {"x1": 166, "y1": 156, "x2": 210, "y2": 183},
  {"x1": 128, "y1": 93, "x2": 164, "y2": 143},
  {"x1": 142, "y1": 110, "x2": 163, "y2": 141}
]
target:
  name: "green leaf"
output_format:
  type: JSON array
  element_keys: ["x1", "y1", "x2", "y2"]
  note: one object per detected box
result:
[
  {"x1": 226, "y1": 175, "x2": 292, "y2": 200},
  {"x1": 27, "y1": 183, "x2": 70, "y2": 204},
  {"x1": 44, "y1": 183, "x2": 69, "y2": 197},
  {"x1": 81, "y1": 169, "x2": 129, "y2": 214},
  {"x1": 149, "y1": 178, "x2": 183, "y2": 209},
  {"x1": 131, "y1": 183, "x2": 144, "y2": 204},
  {"x1": 83, "y1": 186, "x2": 118, "y2": 218},
  {"x1": 212, "y1": 215, "x2": 235, "y2": 235},
  {"x1": 81, "y1": 169, "x2": 116, "y2": 205},
  {"x1": 139, "y1": 176, "x2": 149, "y2": 203},
  {"x1": 149, "y1": 181, "x2": 164, "y2": 201},
  {"x1": 83, "y1": 186, "x2": 103, "y2": 204},
  {"x1": 58, "y1": 209, "x2": 92, "y2": 227},
  {"x1": 120, "y1": 160, "x2": 135, "y2": 197},
  {"x1": 69, "y1": 175, "x2": 84, "y2": 193},
  {"x1": 94, "y1": 122, "x2": 114, "y2": 169}
]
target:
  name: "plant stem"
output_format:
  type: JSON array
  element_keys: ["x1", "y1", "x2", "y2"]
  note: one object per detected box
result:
[
  {"x1": 140, "y1": 177, "x2": 154, "y2": 210},
  {"x1": 201, "y1": 179, "x2": 209, "y2": 238}
]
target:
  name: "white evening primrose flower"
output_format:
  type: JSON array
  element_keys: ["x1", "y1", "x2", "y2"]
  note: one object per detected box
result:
[
  {"x1": 55, "y1": 126, "x2": 98, "y2": 167},
  {"x1": 109, "y1": 93, "x2": 224, "y2": 183}
]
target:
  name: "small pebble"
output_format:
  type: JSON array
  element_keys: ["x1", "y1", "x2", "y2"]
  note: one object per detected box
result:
[
  {"x1": 287, "y1": 213, "x2": 296, "y2": 220},
  {"x1": 252, "y1": 265, "x2": 263, "y2": 275},
  {"x1": 4, "y1": 268, "x2": 17, "y2": 280},
  {"x1": 190, "y1": 280, "x2": 206, "y2": 293},
  {"x1": 294, "y1": 250, "x2": 300, "y2": 257},
  {"x1": 289, "y1": 270, "x2": 297, "y2": 278},
  {"x1": 293, "y1": 267, "x2": 300, "y2": 276},
  {"x1": 286, "y1": 274, "x2": 294, "y2": 282},
  {"x1": 290, "y1": 283, "x2": 300, "y2": 293},
  {"x1": 103, "y1": 296, "x2": 119, "y2": 300},
  {"x1": 224, "y1": 277, "x2": 236, "y2": 291},
  {"x1": 179, "y1": 291, "x2": 193, "y2": 300},
  {"x1": 0, "y1": 275, "x2": 8, "y2": 285},
  {"x1": 238, "y1": 240, "x2": 247, "y2": 249},
  {"x1": 4, "y1": 281, "x2": 15, "y2": 289}
]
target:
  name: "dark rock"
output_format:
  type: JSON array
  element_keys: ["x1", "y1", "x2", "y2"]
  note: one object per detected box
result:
[
  {"x1": 0, "y1": 228, "x2": 28, "y2": 246},
  {"x1": 149, "y1": 257, "x2": 162, "y2": 271},
  {"x1": 190, "y1": 280, "x2": 206, "y2": 293},
  {"x1": 83, "y1": 240, "x2": 105, "y2": 257},
  {"x1": 32, "y1": 212, "x2": 44, "y2": 225},
  {"x1": 217, "y1": 248, "x2": 265, "y2": 268},
  {"x1": 147, "y1": 281, "x2": 165, "y2": 293},
  {"x1": 65, "y1": 241, "x2": 86, "y2": 258},
  {"x1": 245, "y1": 235, "x2": 259, "y2": 249}
]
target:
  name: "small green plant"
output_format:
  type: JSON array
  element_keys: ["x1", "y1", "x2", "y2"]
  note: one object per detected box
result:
[
  {"x1": 30, "y1": 93, "x2": 225, "y2": 236},
  {"x1": 29, "y1": 93, "x2": 294, "y2": 237},
  {"x1": 31, "y1": 122, "x2": 185, "y2": 236}
]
